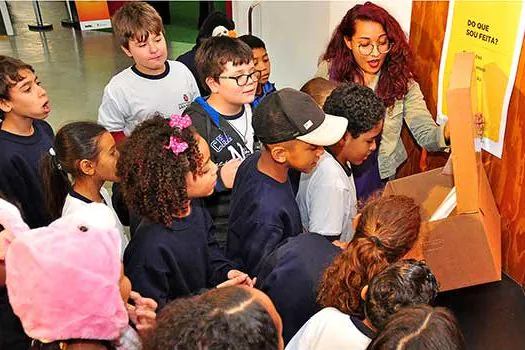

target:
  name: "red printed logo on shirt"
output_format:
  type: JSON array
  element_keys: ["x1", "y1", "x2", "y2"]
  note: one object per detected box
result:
[{"x1": 183, "y1": 94, "x2": 189, "y2": 102}]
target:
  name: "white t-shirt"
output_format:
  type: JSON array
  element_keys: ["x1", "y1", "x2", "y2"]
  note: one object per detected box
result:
[
  {"x1": 98, "y1": 60, "x2": 200, "y2": 136},
  {"x1": 296, "y1": 152, "x2": 357, "y2": 242},
  {"x1": 223, "y1": 105, "x2": 254, "y2": 154},
  {"x1": 62, "y1": 187, "x2": 128, "y2": 257},
  {"x1": 286, "y1": 307, "x2": 374, "y2": 350}
]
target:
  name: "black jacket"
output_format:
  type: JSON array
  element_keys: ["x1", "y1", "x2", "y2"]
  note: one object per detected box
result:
[{"x1": 184, "y1": 98, "x2": 256, "y2": 239}]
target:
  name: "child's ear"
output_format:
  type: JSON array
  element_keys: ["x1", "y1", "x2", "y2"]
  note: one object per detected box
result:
[
  {"x1": 120, "y1": 45, "x2": 133, "y2": 58},
  {"x1": 269, "y1": 145, "x2": 287, "y2": 164},
  {"x1": 361, "y1": 285, "x2": 369, "y2": 301},
  {"x1": 78, "y1": 159, "x2": 95, "y2": 176},
  {"x1": 0, "y1": 99, "x2": 12, "y2": 113},
  {"x1": 206, "y1": 77, "x2": 220, "y2": 94}
]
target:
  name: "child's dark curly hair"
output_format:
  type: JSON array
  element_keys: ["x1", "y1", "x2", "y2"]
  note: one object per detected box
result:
[
  {"x1": 117, "y1": 115, "x2": 202, "y2": 227},
  {"x1": 323, "y1": 82, "x2": 386, "y2": 139}
]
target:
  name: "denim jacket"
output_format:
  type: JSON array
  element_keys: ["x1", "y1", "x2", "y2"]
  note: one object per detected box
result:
[{"x1": 315, "y1": 61, "x2": 448, "y2": 179}]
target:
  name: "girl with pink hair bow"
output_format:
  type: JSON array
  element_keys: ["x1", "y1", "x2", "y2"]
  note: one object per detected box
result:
[{"x1": 117, "y1": 114, "x2": 254, "y2": 310}]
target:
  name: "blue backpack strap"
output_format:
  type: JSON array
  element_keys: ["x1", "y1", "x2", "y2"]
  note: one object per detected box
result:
[{"x1": 195, "y1": 96, "x2": 220, "y2": 128}]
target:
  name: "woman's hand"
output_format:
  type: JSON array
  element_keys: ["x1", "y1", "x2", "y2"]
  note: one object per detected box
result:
[
  {"x1": 127, "y1": 291, "x2": 158, "y2": 336},
  {"x1": 216, "y1": 269, "x2": 256, "y2": 288},
  {"x1": 443, "y1": 112, "x2": 484, "y2": 144},
  {"x1": 474, "y1": 112, "x2": 484, "y2": 137}
]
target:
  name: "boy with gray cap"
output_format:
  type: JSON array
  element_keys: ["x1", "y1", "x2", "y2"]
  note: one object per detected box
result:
[{"x1": 226, "y1": 88, "x2": 347, "y2": 276}]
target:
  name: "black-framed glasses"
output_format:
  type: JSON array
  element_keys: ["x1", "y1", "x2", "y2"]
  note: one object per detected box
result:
[
  {"x1": 357, "y1": 40, "x2": 393, "y2": 56},
  {"x1": 219, "y1": 70, "x2": 261, "y2": 86}
]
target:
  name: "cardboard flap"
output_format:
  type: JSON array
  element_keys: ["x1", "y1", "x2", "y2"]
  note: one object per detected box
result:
[{"x1": 447, "y1": 52, "x2": 481, "y2": 214}]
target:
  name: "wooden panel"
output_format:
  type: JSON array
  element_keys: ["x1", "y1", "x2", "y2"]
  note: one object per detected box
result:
[
  {"x1": 409, "y1": 1, "x2": 525, "y2": 286},
  {"x1": 398, "y1": 1, "x2": 450, "y2": 178}
]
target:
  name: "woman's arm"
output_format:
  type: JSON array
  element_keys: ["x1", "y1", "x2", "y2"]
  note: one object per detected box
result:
[{"x1": 402, "y1": 81, "x2": 449, "y2": 152}]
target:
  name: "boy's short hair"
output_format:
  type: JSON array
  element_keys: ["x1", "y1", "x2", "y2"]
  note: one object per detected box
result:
[
  {"x1": 300, "y1": 77, "x2": 340, "y2": 107},
  {"x1": 194, "y1": 36, "x2": 253, "y2": 92},
  {"x1": 253, "y1": 88, "x2": 347, "y2": 146},
  {"x1": 238, "y1": 34, "x2": 266, "y2": 50},
  {"x1": 144, "y1": 286, "x2": 279, "y2": 350},
  {"x1": 0, "y1": 55, "x2": 34, "y2": 119},
  {"x1": 323, "y1": 82, "x2": 386, "y2": 138},
  {"x1": 365, "y1": 259, "x2": 439, "y2": 330},
  {"x1": 111, "y1": 2, "x2": 164, "y2": 50}
]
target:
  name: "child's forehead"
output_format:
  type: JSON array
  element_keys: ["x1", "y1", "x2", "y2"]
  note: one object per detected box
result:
[
  {"x1": 252, "y1": 47, "x2": 268, "y2": 55},
  {"x1": 221, "y1": 61, "x2": 254, "y2": 75},
  {"x1": 130, "y1": 30, "x2": 162, "y2": 43},
  {"x1": 6, "y1": 69, "x2": 36, "y2": 87}
]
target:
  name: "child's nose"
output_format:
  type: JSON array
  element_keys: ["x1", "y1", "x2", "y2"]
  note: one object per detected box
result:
[
  {"x1": 38, "y1": 85, "x2": 48, "y2": 97},
  {"x1": 149, "y1": 42, "x2": 159, "y2": 53}
]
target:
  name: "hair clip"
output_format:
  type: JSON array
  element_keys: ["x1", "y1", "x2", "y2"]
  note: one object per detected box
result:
[
  {"x1": 168, "y1": 114, "x2": 192, "y2": 130},
  {"x1": 164, "y1": 136, "x2": 188, "y2": 156},
  {"x1": 49, "y1": 147, "x2": 63, "y2": 171}
]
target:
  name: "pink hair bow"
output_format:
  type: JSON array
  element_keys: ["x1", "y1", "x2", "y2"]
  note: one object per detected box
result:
[
  {"x1": 164, "y1": 136, "x2": 188, "y2": 155},
  {"x1": 168, "y1": 114, "x2": 192, "y2": 129}
]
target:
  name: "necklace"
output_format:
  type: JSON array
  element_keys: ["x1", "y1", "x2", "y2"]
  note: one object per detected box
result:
[{"x1": 225, "y1": 111, "x2": 249, "y2": 145}]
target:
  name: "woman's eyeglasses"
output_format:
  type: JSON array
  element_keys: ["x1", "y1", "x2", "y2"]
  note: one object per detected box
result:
[
  {"x1": 219, "y1": 70, "x2": 262, "y2": 86},
  {"x1": 357, "y1": 40, "x2": 393, "y2": 56}
]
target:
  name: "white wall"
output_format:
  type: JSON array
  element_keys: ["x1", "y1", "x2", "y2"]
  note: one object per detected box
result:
[{"x1": 232, "y1": 0, "x2": 413, "y2": 90}]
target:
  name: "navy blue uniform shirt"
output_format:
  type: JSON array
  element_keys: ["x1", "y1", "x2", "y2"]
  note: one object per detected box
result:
[
  {"x1": 124, "y1": 199, "x2": 235, "y2": 309},
  {"x1": 0, "y1": 119, "x2": 54, "y2": 350},
  {"x1": 227, "y1": 152, "x2": 302, "y2": 276},
  {"x1": 256, "y1": 233, "x2": 341, "y2": 344}
]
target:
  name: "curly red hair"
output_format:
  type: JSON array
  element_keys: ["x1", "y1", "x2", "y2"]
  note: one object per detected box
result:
[
  {"x1": 322, "y1": 1, "x2": 414, "y2": 108},
  {"x1": 317, "y1": 195, "x2": 421, "y2": 316},
  {"x1": 117, "y1": 115, "x2": 203, "y2": 227}
]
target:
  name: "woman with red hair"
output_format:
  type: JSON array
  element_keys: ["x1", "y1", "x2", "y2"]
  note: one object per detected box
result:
[{"x1": 317, "y1": 2, "x2": 450, "y2": 199}]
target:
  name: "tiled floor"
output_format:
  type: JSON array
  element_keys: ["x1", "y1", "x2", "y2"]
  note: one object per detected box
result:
[{"x1": 1, "y1": 1, "x2": 194, "y2": 130}]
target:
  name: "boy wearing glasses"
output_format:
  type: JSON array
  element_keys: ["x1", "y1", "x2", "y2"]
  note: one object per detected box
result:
[{"x1": 184, "y1": 36, "x2": 260, "y2": 245}]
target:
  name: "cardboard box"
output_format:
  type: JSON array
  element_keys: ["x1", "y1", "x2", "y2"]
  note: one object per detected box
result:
[{"x1": 383, "y1": 52, "x2": 501, "y2": 291}]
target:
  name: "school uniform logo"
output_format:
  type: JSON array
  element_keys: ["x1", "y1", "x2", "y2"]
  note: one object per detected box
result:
[{"x1": 178, "y1": 94, "x2": 192, "y2": 110}]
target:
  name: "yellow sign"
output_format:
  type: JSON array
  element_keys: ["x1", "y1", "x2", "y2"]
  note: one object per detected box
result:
[{"x1": 438, "y1": 0, "x2": 525, "y2": 158}]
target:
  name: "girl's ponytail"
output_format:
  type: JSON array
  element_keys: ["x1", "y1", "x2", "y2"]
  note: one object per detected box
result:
[
  {"x1": 41, "y1": 148, "x2": 71, "y2": 220},
  {"x1": 40, "y1": 122, "x2": 107, "y2": 220},
  {"x1": 317, "y1": 195, "x2": 421, "y2": 316},
  {"x1": 317, "y1": 236, "x2": 390, "y2": 315}
]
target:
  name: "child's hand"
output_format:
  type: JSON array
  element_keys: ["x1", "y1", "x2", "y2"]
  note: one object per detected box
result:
[
  {"x1": 220, "y1": 159, "x2": 242, "y2": 189},
  {"x1": 331, "y1": 240, "x2": 348, "y2": 250},
  {"x1": 127, "y1": 291, "x2": 158, "y2": 336},
  {"x1": 217, "y1": 269, "x2": 256, "y2": 288}
]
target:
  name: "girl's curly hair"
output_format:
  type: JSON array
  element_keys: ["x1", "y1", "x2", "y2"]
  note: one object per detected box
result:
[
  {"x1": 117, "y1": 115, "x2": 202, "y2": 227},
  {"x1": 317, "y1": 195, "x2": 421, "y2": 317},
  {"x1": 322, "y1": 1, "x2": 414, "y2": 108}
]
